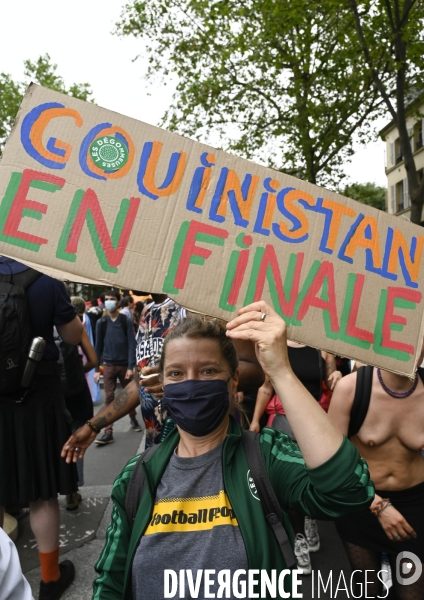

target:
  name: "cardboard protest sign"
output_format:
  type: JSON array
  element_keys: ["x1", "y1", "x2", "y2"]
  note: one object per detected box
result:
[{"x1": 1, "y1": 83, "x2": 423, "y2": 376}]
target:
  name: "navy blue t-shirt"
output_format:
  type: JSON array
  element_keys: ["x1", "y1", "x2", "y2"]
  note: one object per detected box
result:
[{"x1": 0, "y1": 258, "x2": 76, "y2": 361}]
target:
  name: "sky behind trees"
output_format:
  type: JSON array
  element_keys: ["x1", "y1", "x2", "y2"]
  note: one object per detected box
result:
[{"x1": 0, "y1": 0, "x2": 386, "y2": 186}]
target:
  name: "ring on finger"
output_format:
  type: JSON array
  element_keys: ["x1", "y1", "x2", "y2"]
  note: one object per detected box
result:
[
  {"x1": 260, "y1": 312, "x2": 267, "y2": 322},
  {"x1": 75, "y1": 448, "x2": 80, "y2": 452},
  {"x1": 393, "y1": 534, "x2": 400, "y2": 539}
]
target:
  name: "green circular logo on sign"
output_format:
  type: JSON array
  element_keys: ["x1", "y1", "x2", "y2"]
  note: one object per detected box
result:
[{"x1": 89, "y1": 136, "x2": 129, "y2": 172}]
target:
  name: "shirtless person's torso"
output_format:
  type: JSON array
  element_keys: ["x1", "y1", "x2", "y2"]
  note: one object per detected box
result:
[
  {"x1": 329, "y1": 362, "x2": 424, "y2": 544},
  {"x1": 330, "y1": 368, "x2": 424, "y2": 490}
]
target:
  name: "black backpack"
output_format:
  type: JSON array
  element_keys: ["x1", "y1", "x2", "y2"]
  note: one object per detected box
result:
[
  {"x1": 0, "y1": 267, "x2": 41, "y2": 395},
  {"x1": 348, "y1": 365, "x2": 424, "y2": 437},
  {"x1": 124, "y1": 430, "x2": 297, "y2": 570}
]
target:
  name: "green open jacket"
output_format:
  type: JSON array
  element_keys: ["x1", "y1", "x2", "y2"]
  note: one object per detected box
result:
[{"x1": 93, "y1": 418, "x2": 374, "y2": 599}]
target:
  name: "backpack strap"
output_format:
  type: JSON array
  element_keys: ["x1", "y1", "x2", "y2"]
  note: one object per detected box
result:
[
  {"x1": 14, "y1": 268, "x2": 41, "y2": 288},
  {"x1": 0, "y1": 267, "x2": 41, "y2": 289},
  {"x1": 348, "y1": 366, "x2": 373, "y2": 438},
  {"x1": 119, "y1": 313, "x2": 128, "y2": 337},
  {"x1": 125, "y1": 444, "x2": 160, "y2": 526},
  {"x1": 241, "y1": 430, "x2": 297, "y2": 570},
  {"x1": 418, "y1": 367, "x2": 424, "y2": 384},
  {"x1": 100, "y1": 316, "x2": 108, "y2": 348}
]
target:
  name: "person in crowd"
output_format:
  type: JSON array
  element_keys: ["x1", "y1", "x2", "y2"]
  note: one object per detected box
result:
[
  {"x1": 134, "y1": 300, "x2": 145, "y2": 319},
  {"x1": 56, "y1": 297, "x2": 98, "y2": 510},
  {"x1": 94, "y1": 288, "x2": 141, "y2": 444},
  {"x1": 329, "y1": 356, "x2": 424, "y2": 599},
  {"x1": 86, "y1": 297, "x2": 103, "y2": 345},
  {"x1": 0, "y1": 527, "x2": 34, "y2": 600},
  {"x1": 135, "y1": 293, "x2": 187, "y2": 446},
  {"x1": 120, "y1": 295, "x2": 134, "y2": 321},
  {"x1": 251, "y1": 343, "x2": 342, "y2": 433},
  {"x1": 132, "y1": 300, "x2": 145, "y2": 333},
  {"x1": 231, "y1": 331, "x2": 265, "y2": 427},
  {"x1": 250, "y1": 342, "x2": 342, "y2": 575},
  {"x1": 0, "y1": 257, "x2": 83, "y2": 600},
  {"x1": 90, "y1": 302, "x2": 373, "y2": 599},
  {"x1": 98, "y1": 293, "x2": 106, "y2": 311},
  {"x1": 335, "y1": 356, "x2": 351, "y2": 377},
  {"x1": 71, "y1": 296, "x2": 101, "y2": 405}
]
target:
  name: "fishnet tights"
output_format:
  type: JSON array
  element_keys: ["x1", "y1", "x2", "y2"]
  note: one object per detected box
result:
[{"x1": 342, "y1": 540, "x2": 424, "y2": 599}]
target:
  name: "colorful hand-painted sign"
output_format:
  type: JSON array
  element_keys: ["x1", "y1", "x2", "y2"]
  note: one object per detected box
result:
[{"x1": 1, "y1": 84, "x2": 423, "y2": 376}]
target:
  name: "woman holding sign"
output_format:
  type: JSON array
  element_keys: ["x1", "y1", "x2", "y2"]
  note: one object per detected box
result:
[
  {"x1": 329, "y1": 359, "x2": 424, "y2": 599},
  {"x1": 92, "y1": 302, "x2": 373, "y2": 600}
]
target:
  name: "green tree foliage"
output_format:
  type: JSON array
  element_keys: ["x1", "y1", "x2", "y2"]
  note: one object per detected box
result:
[
  {"x1": 116, "y1": 0, "x2": 384, "y2": 186},
  {"x1": 349, "y1": 0, "x2": 424, "y2": 224},
  {"x1": 0, "y1": 74, "x2": 22, "y2": 154},
  {"x1": 0, "y1": 54, "x2": 93, "y2": 153},
  {"x1": 341, "y1": 181, "x2": 386, "y2": 211}
]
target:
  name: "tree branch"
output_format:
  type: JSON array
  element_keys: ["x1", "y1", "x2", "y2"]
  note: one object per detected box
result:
[{"x1": 349, "y1": 0, "x2": 397, "y2": 124}]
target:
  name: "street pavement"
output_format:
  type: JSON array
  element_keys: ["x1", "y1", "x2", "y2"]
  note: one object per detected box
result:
[{"x1": 16, "y1": 387, "x2": 390, "y2": 599}]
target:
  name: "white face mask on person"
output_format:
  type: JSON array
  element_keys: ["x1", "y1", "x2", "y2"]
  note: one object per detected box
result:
[{"x1": 105, "y1": 300, "x2": 117, "y2": 312}]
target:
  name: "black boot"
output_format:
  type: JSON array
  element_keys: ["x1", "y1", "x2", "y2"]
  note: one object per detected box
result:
[{"x1": 39, "y1": 560, "x2": 75, "y2": 600}]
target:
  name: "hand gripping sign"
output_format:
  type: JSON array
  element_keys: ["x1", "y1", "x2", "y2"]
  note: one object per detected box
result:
[{"x1": 1, "y1": 83, "x2": 424, "y2": 377}]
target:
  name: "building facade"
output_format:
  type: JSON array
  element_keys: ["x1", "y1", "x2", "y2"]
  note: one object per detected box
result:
[{"x1": 381, "y1": 105, "x2": 424, "y2": 222}]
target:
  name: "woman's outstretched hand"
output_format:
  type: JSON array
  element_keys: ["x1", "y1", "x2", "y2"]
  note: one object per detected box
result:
[
  {"x1": 61, "y1": 424, "x2": 97, "y2": 463},
  {"x1": 226, "y1": 301, "x2": 290, "y2": 382}
]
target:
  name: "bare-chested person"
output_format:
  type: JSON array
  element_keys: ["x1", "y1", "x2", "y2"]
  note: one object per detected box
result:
[{"x1": 329, "y1": 349, "x2": 424, "y2": 600}]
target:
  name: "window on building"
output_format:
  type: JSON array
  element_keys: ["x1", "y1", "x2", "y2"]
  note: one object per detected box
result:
[
  {"x1": 403, "y1": 178, "x2": 410, "y2": 209},
  {"x1": 388, "y1": 141, "x2": 395, "y2": 168},
  {"x1": 396, "y1": 181, "x2": 403, "y2": 211},
  {"x1": 390, "y1": 185, "x2": 395, "y2": 213},
  {"x1": 414, "y1": 119, "x2": 423, "y2": 150},
  {"x1": 394, "y1": 138, "x2": 403, "y2": 164},
  {"x1": 393, "y1": 178, "x2": 410, "y2": 213}
]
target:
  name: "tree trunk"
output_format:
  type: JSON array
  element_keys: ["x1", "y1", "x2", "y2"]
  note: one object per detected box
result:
[{"x1": 409, "y1": 182, "x2": 424, "y2": 224}]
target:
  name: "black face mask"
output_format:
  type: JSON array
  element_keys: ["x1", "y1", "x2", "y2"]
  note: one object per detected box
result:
[{"x1": 162, "y1": 378, "x2": 230, "y2": 437}]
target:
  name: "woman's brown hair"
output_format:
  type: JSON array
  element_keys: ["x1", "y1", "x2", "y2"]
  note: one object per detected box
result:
[{"x1": 159, "y1": 315, "x2": 238, "y2": 376}]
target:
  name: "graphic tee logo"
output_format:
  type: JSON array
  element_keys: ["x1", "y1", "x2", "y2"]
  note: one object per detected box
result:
[
  {"x1": 145, "y1": 490, "x2": 238, "y2": 535},
  {"x1": 247, "y1": 470, "x2": 260, "y2": 501},
  {"x1": 89, "y1": 136, "x2": 129, "y2": 173}
]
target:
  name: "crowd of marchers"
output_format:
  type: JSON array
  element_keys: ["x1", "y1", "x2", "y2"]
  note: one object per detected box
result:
[{"x1": 0, "y1": 255, "x2": 423, "y2": 600}]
